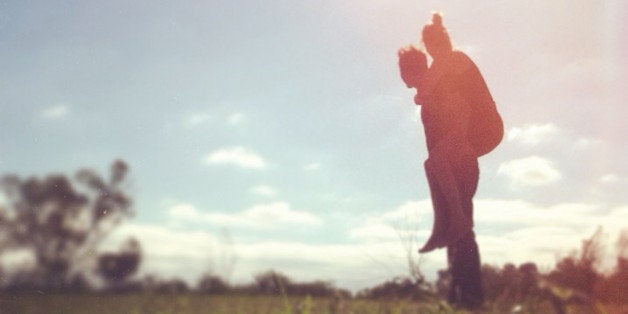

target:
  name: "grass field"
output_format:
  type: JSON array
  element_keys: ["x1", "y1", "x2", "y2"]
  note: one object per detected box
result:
[
  {"x1": 0, "y1": 293, "x2": 436, "y2": 314},
  {"x1": 1, "y1": 293, "x2": 624, "y2": 314},
  {"x1": 0, "y1": 293, "x2": 471, "y2": 314}
]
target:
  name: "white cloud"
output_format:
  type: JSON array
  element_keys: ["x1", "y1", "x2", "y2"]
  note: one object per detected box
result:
[
  {"x1": 186, "y1": 113, "x2": 211, "y2": 126},
  {"x1": 474, "y1": 199, "x2": 604, "y2": 229},
  {"x1": 106, "y1": 224, "x2": 217, "y2": 258},
  {"x1": 204, "y1": 146, "x2": 267, "y2": 169},
  {"x1": 105, "y1": 197, "x2": 627, "y2": 292},
  {"x1": 506, "y1": 124, "x2": 606, "y2": 153},
  {"x1": 606, "y1": 206, "x2": 628, "y2": 232},
  {"x1": 343, "y1": 198, "x2": 610, "y2": 267},
  {"x1": 348, "y1": 200, "x2": 433, "y2": 242},
  {"x1": 478, "y1": 225, "x2": 626, "y2": 273},
  {"x1": 349, "y1": 218, "x2": 399, "y2": 241},
  {"x1": 206, "y1": 202, "x2": 322, "y2": 229},
  {"x1": 599, "y1": 174, "x2": 620, "y2": 184},
  {"x1": 381, "y1": 200, "x2": 432, "y2": 224},
  {"x1": 107, "y1": 222, "x2": 433, "y2": 291},
  {"x1": 168, "y1": 201, "x2": 321, "y2": 229},
  {"x1": 507, "y1": 123, "x2": 559, "y2": 146},
  {"x1": 41, "y1": 104, "x2": 69, "y2": 119},
  {"x1": 477, "y1": 226, "x2": 582, "y2": 268},
  {"x1": 234, "y1": 239, "x2": 422, "y2": 289},
  {"x1": 138, "y1": 210, "x2": 392, "y2": 286},
  {"x1": 591, "y1": 173, "x2": 627, "y2": 198},
  {"x1": 168, "y1": 203, "x2": 202, "y2": 221},
  {"x1": 303, "y1": 162, "x2": 321, "y2": 172},
  {"x1": 349, "y1": 197, "x2": 626, "y2": 269},
  {"x1": 227, "y1": 113, "x2": 245, "y2": 125},
  {"x1": 498, "y1": 156, "x2": 561, "y2": 188},
  {"x1": 250, "y1": 184, "x2": 277, "y2": 197},
  {"x1": 103, "y1": 223, "x2": 223, "y2": 283},
  {"x1": 573, "y1": 137, "x2": 603, "y2": 150},
  {"x1": 473, "y1": 199, "x2": 626, "y2": 270}
]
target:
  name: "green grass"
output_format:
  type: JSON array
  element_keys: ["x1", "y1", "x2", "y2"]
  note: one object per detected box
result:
[
  {"x1": 0, "y1": 293, "x2": 461, "y2": 314},
  {"x1": 0, "y1": 293, "x2": 623, "y2": 314}
]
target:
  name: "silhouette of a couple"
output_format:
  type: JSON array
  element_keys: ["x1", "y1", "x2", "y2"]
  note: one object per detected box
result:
[{"x1": 398, "y1": 13, "x2": 503, "y2": 310}]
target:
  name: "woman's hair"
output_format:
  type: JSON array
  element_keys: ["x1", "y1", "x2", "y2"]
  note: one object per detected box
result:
[{"x1": 422, "y1": 13, "x2": 453, "y2": 53}]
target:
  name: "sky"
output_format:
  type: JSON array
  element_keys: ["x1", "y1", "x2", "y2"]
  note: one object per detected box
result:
[{"x1": 1, "y1": 0, "x2": 626, "y2": 291}]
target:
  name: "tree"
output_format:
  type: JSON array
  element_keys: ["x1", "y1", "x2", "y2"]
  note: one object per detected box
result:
[
  {"x1": 154, "y1": 278, "x2": 189, "y2": 294},
  {"x1": 98, "y1": 238, "x2": 141, "y2": 290},
  {"x1": 254, "y1": 270, "x2": 291, "y2": 295},
  {"x1": 548, "y1": 228, "x2": 603, "y2": 295},
  {"x1": 0, "y1": 160, "x2": 136, "y2": 291},
  {"x1": 357, "y1": 276, "x2": 432, "y2": 300},
  {"x1": 197, "y1": 274, "x2": 230, "y2": 294},
  {"x1": 593, "y1": 229, "x2": 628, "y2": 304}
]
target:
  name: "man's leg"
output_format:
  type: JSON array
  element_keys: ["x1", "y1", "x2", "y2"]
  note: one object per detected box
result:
[
  {"x1": 447, "y1": 157, "x2": 483, "y2": 309},
  {"x1": 449, "y1": 231, "x2": 483, "y2": 309}
]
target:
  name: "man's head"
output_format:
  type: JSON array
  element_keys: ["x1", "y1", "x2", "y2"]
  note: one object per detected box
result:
[{"x1": 422, "y1": 13, "x2": 453, "y2": 60}]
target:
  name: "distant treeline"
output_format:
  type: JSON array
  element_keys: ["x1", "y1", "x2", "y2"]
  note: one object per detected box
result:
[{"x1": 108, "y1": 270, "x2": 352, "y2": 299}]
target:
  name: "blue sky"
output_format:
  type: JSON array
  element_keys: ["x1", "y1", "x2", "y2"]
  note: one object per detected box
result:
[{"x1": 1, "y1": 0, "x2": 626, "y2": 291}]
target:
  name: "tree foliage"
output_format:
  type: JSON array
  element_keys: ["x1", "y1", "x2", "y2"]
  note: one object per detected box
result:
[
  {"x1": 98, "y1": 238, "x2": 141, "y2": 286},
  {"x1": 253, "y1": 270, "x2": 292, "y2": 295},
  {"x1": 197, "y1": 274, "x2": 230, "y2": 294},
  {"x1": 0, "y1": 160, "x2": 139, "y2": 291},
  {"x1": 547, "y1": 228, "x2": 603, "y2": 296}
]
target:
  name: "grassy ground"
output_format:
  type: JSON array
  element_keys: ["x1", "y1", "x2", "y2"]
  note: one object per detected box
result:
[
  {"x1": 0, "y1": 293, "x2": 624, "y2": 314},
  {"x1": 0, "y1": 293, "x2": 458, "y2": 314}
]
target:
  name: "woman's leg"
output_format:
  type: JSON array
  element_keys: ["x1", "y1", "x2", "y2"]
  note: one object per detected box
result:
[
  {"x1": 419, "y1": 155, "x2": 472, "y2": 253},
  {"x1": 419, "y1": 159, "x2": 449, "y2": 253}
]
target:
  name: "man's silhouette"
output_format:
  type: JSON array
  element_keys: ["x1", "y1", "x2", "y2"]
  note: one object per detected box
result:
[{"x1": 398, "y1": 13, "x2": 499, "y2": 310}]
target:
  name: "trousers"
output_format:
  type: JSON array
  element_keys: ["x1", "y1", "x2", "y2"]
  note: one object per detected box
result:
[{"x1": 425, "y1": 155, "x2": 483, "y2": 309}]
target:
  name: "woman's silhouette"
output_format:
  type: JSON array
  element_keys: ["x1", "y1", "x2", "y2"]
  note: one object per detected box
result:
[{"x1": 398, "y1": 13, "x2": 498, "y2": 310}]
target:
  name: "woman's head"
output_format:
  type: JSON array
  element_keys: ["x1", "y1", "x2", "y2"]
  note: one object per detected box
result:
[
  {"x1": 398, "y1": 46, "x2": 427, "y2": 88},
  {"x1": 422, "y1": 13, "x2": 453, "y2": 60}
]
